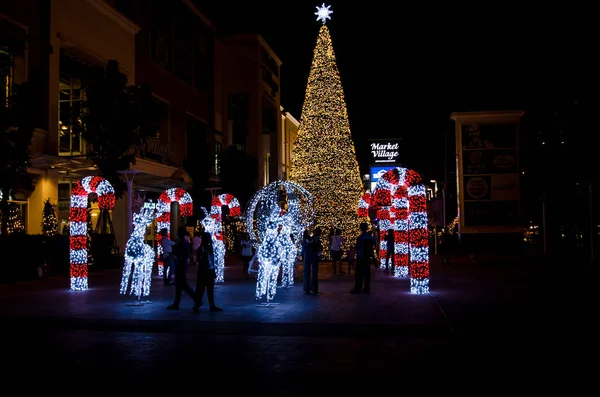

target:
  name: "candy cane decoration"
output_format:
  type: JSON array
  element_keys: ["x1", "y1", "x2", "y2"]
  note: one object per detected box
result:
[
  {"x1": 364, "y1": 167, "x2": 430, "y2": 294},
  {"x1": 210, "y1": 193, "x2": 241, "y2": 283},
  {"x1": 69, "y1": 176, "x2": 115, "y2": 291},
  {"x1": 357, "y1": 192, "x2": 372, "y2": 218},
  {"x1": 156, "y1": 188, "x2": 193, "y2": 276}
]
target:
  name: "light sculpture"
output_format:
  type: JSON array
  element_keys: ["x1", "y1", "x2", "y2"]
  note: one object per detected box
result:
[
  {"x1": 120, "y1": 201, "x2": 156, "y2": 301},
  {"x1": 246, "y1": 181, "x2": 314, "y2": 292},
  {"x1": 155, "y1": 188, "x2": 193, "y2": 276},
  {"x1": 69, "y1": 176, "x2": 115, "y2": 290},
  {"x1": 207, "y1": 193, "x2": 241, "y2": 283},
  {"x1": 255, "y1": 203, "x2": 287, "y2": 303},
  {"x1": 366, "y1": 167, "x2": 431, "y2": 294}
]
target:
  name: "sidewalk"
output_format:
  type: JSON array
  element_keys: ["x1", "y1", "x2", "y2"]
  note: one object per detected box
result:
[{"x1": 0, "y1": 256, "x2": 450, "y2": 336}]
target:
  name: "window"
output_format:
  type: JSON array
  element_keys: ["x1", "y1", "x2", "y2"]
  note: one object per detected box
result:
[
  {"x1": 1, "y1": 17, "x2": 27, "y2": 105},
  {"x1": 214, "y1": 141, "x2": 221, "y2": 176},
  {"x1": 155, "y1": 97, "x2": 169, "y2": 140},
  {"x1": 58, "y1": 72, "x2": 84, "y2": 155},
  {"x1": 262, "y1": 97, "x2": 277, "y2": 134},
  {"x1": 229, "y1": 94, "x2": 248, "y2": 152},
  {"x1": 185, "y1": 114, "x2": 207, "y2": 162},
  {"x1": 150, "y1": 2, "x2": 211, "y2": 90},
  {"x1": 173, "y1": 24, "x2": 193, "y2": 85},
  {"x1": 58, "y1": 53, "x2": 92, "y2": 156}
]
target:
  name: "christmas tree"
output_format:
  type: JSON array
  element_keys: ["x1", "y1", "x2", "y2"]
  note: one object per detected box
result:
[
  {"x1": 290, "y1": 5, "x2": 363, "y2": 256},
  {"x1": 41, "y1": 198, "x2": 58, "y2": 236},
  {"x1": 6, "y1": 203, "x2": 25, "y2": 234}
]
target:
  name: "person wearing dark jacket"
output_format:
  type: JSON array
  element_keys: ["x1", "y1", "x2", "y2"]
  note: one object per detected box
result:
[
  {"x1": 193, "y1": 225, "x2": 223, "y2": 313},
  {"x1": 167, "y1": 226, "x2": 200, "y2": 311},
  {"x1": 350, "y1": 222, "x2": 377, "y2": 294}
]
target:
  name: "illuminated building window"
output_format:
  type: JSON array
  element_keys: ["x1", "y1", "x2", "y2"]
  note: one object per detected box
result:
[
  {"x1": 214, "y1": 141, "x2": 221, "y2": 176},
  {"x1": 58, "y1": 53, "x2": 92, "y2": 156}
]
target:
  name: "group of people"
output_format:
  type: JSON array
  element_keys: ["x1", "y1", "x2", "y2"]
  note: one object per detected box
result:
[
  {"x1": 301, "y1": 222, "x2": 378, "y2": 295},
  {"x1": 159, "y1": 225, "x2": 223, "y2": 313}
]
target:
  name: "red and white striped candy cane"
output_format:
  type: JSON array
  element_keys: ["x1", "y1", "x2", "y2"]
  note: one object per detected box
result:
[
  {"x1": 367, "y1": 167, "x2": 430, "y2": 294},
  {"x1": 69, "y1": 176, "x2": 115, "y2": 291},
  {"x1": 155, "y1": 188, "x2": 193, "y2": 276},
  {"x1": 210, "y1": 193, "x2": 240, "y2": 283}
]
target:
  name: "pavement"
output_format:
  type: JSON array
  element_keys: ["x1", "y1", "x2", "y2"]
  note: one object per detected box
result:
[{"x1": 0, "y1": 253, "x2": 595, "y2": 392}]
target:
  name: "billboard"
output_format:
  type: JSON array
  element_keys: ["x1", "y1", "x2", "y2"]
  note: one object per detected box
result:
[
  {"x1": 452, "y1": 111, "x2": 524, "y2": 234},
  {"x1": 369, "y1": 165, "x2": 397, "y2": 191},
  {"x1": 369, "y1": 139, "x2": 401, "y2": 164}
]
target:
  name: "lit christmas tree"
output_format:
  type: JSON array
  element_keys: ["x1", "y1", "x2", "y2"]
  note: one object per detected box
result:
[
  {"x1": 41, "y1": 198, "x2": 58, "y2": 236},
  {"x1": 290, "y1": 4, "x2": 363, "y2": 255},
  {"x1": 6, "y1": 203, "x2": 24, "y2": 234}
]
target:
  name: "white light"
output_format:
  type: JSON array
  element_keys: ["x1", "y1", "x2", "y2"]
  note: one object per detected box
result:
[
  {"x1": 315, "y1": 3, "x2": 333, "y2": 24},
  {"x1": 246, "y1": 181, "x2": 314, "y2": 300},
  {"x1": 120, "y1": 202, "x2": 156, "y2": 298}
]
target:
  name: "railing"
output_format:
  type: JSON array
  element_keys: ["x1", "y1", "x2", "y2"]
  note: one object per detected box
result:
[{"x1": 136, "y1": 137, "x2": 172, "y2": 165}]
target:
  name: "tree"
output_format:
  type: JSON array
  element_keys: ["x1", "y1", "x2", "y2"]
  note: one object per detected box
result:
[
  {"x1": 183, "y1": 142, "x2": 214, "y2": 213},
  {"x1": 75, "y1": 60, "x2": 158, "y2": 197},
  {"x1": 1, "y1": 50, "x2": 35, "y2": 236},
  {"x1": 289, "y1": 23, "x2": 363, "y2": 255},
  {"x1": 41, "y1": 198, "x2": 58, "y2": 236},
  {"x1": 219, "y1": 145, "x2": 258, "y2": 206},
  {"x1": 5, "y1": 203, "x2": 25, "y2": 235}
]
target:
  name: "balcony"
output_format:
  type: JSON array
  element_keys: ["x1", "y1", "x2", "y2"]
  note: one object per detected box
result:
[{"x1": 136, "y1": 136, "x2": 172, "y2": 166}]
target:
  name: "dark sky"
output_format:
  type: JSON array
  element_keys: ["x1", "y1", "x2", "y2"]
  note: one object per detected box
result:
[{"x1": 196, "y1": 1, "x2": 596, "y2": 180}]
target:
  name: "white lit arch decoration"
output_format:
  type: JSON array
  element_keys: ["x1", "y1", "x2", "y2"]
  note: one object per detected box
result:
[
  {"x1": 246, "y1": 181, "x2": 314, "y2": 298},
  {"x1": 245, "y1": 180, "x2": 314, "y2": 249},
  {"x1": 155, "y1": 188, "x2": 193, "y2": 276},
  {"x1": 208, "y1": 193, "x2": 241, "y2": 283},
  {"x1": 69, "y1": 176, "x2": 115, "y2": 291},
  {"x1": 358, "y1": 167, "x2": 430, "y2": 294}
]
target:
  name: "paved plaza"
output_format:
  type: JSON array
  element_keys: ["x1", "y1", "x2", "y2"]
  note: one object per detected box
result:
[{"x1": 1, "y1": 255, "x2": 594, "y2": 393}]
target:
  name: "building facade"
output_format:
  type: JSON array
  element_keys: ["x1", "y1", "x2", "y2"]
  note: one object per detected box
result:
[
  {"x1": 216, "y1": 33, "x2": 282, "y2": 188},
  {"x1": 280, "y1": 108, "x2": 299, "y2": 181},
  {"x1": 1, "y1": 0, "x2": 298, "y2": 249}
]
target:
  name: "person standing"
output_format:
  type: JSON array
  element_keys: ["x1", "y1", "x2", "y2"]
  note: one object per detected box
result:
[
  {"x1": 350, "y1": 222, "x2": 377, "y2": 294},
  {"x1": 239, "y1": 232, "x2": 253, "y2": 279},
  {"x1": 193, "y1": 226, "x2": 223, "y2": 313},
  {"x1": 159, "y1": 228, "x2": 176, "y2": 285},
  {"x1": 330, "y1": 228, "x2": 344, "y2": 275},
  {"x1": 302, "y1": 229, "x2": 320, "y2": 295},
  {"x1": 384, "y1": 229, "x2": 395, "y2": 273},
  {"x1": 191, "y1": 231, "x2": 201, "y2": 266},
  {"x1": 167, "y1": 226, "x2": 200, "y2": 310}
]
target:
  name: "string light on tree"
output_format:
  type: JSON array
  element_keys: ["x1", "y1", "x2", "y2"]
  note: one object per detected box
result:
[
  {"x1": 120, "y1": 202, "x2": 156, "y2": 299},
  {"x1": 5, "y1": 203, "x2": 24, "y2": 234},
  {"x1": 290, "y1": 6, "x2": 363, "y2": 258},
  {"x1": 41, "y1": 198, "x2": 58, "y2": 236}
]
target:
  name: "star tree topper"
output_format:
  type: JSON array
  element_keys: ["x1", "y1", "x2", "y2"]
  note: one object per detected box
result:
[{"x1": 315, "y1": 3, "x2": 333, "y2": 24}]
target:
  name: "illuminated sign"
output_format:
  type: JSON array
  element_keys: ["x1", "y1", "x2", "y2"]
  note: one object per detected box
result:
[
  {"x1": 369, "y1": 165, "x2": 397, "y2": 192},
  {"x1": 369, "y1": 139, "x2": 401, "y2": 164}
]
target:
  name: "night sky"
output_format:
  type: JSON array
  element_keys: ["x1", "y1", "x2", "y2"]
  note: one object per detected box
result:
[{"x1": 196, "y1": 1, "x2": 595, "y2": 181}]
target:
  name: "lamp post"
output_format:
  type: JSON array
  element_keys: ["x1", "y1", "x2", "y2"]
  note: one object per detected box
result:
[{"x1": 589, "y1": 184, "x2": 594, "y2": 263}]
